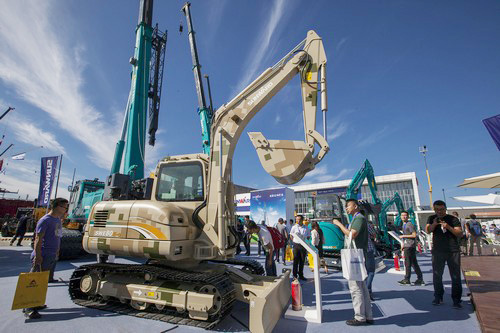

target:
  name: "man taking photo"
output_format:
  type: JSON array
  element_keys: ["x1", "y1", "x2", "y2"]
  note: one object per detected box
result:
[{"x1": 426, "y1": 200, "x2": 463, "y2": 308}]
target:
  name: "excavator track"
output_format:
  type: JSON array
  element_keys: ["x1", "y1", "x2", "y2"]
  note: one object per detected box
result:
[
  {"x1": 208, "y1": 258, "x2": 265, "y2": 276},
  {"x1": 69, "y1": 263, "x2": 235, "y2": 329}
]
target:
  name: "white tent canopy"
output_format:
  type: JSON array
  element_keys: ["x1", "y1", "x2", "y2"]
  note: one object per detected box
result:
[
  {"x1": 458, "y1": 172, "x2": 500, "y2": 188},
  {"x1": 452, "y1": 193, "x2": 500, "y2": 205}
]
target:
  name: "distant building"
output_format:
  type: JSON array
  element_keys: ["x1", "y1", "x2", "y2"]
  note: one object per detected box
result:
[{"x1": 290, "y1": 172, "x2": 420, "y2": 220}]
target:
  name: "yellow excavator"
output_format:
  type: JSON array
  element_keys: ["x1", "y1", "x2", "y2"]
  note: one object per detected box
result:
[{"x1": 70, "y1": 30, "x2": 329, "y2": 333}]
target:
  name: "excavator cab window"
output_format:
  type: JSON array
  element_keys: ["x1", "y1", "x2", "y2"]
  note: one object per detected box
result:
[{"x1": 156, "y1": 162, "x2": 204, "y2": 202}]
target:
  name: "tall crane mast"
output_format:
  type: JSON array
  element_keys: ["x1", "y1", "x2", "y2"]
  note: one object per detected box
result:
[
  {"x1": 110, "y1": 0, "x2": 167, "y2": 181},
  {"x1": 182, "y1": 2, "x2": 213, "y2": 155}
]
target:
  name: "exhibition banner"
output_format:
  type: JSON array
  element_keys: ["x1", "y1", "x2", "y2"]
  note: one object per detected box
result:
[
  {"x1": 37, "y1": 156, "x2": 59, "y2": 208},
  {"x1": 250, "y1": 188, "x2": 295, "y2": 225},
  {"x1": 483, "y1": 114, "x2": 500, "y2": 151}
]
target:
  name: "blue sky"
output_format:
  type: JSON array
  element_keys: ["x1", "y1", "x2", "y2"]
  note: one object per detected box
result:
[{"x1": 0, "y1": 0, "x2": 499, "y2": 208}]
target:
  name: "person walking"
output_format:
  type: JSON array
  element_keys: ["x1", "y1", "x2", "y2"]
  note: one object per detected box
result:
[
  {"x1": 398, "y1": 211, "x2": 424, "y2": 286},
  {"x1": 451, "y1": 211, "x2": 468, "y2": 255},
  {"x1": 290, "y1": 215, "x2": 310, "y2": 281},
  {"x1": 24, "y1": 198, "x2": 68, "y2": 319},
  {"x1": 9, "y1": 214, "x2": 29, "y2": 246},
  {"x1": 257, "y1": 220, "x2": 266, "y2": 257},
  {"x1": 466, "y1": 214, "x2": 483, "y2": 256},
  {"x1": 235, "y1": 216, "x2": 245, "y2": 255},
  {"x1": 274, "y1": 218, "x2": 288, "y2": 263},
  {"x1": 243, "y1": 215, "x2": 251, "y2": 256},
  {"x1": 310, "y1": 221, "x2": 328, "y2": 273},
  {"x1": 247, "y1": 220, "x2": 276, "y2": 276},
  {"x1": 426, "y1": 200, "x2": 463, "y2": 308},
  {"x1": 333, "y1": 199, "x2": 373, "y2": 326}
]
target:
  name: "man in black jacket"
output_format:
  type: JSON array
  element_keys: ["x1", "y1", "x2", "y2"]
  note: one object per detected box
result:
[
  {"x1": 426, "y1": 200, "x2": 463, "y2": 308},
  {"x1": 10, "y1": 214, "x2": 28, "y2": 246}
]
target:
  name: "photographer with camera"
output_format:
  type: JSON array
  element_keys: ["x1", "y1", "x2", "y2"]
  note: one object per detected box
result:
[{"x1": 426, "y1": 200, "x2": 463, "y2": 309}]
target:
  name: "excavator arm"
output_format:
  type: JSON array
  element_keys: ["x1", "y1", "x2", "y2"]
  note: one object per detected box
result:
[
  {"x1": 202, "y1": 30, "x2": 329, "y2": 254},
  {"x1": 346, "y1": 159, "x2": 381, "y2": 204},
  {"x1": 379, "y1": 192, "x2": 405, "y2": 244}
]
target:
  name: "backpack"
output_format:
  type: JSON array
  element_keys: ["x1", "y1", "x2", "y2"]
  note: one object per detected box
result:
[
  {"x1": 266, "y1": 226, "x2": 285, "y2": 249},
  {"x1": 470, "y1": 221, "x2": 482, "y2": 236}
]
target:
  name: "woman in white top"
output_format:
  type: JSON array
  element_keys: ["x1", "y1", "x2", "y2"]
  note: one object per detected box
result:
[{"x1": 310, "y1": 221, "x2": 324, "y2": 258}]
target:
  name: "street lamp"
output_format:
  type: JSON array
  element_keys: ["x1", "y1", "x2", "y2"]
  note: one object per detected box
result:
[{"x1": 419, "y1": 145, "x2": 433, "y2": 207}]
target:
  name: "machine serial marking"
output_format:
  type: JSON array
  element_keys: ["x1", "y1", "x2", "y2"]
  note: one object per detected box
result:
[
  {"x1": 247, "y1": 82, "x2": 273, "y2": 106},
  {"x1": 94, "y1": 230, "x2": 114, "y2": 237}
]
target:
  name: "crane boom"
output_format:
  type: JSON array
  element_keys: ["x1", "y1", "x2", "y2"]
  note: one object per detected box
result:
[
  {"x1": 182, "y1": 2, "x2": 213, "y2": 154},
  {"x1": 110, "y1": 0, "x2": 166, "y2": 181}
]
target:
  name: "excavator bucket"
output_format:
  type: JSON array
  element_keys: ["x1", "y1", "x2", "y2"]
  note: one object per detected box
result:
[
  {"x1": 232, "y1": 269, "x2": 291, "y2": 333},
  {"x1": 248, "y1": 132, "x2": 315, "y2": 185}
]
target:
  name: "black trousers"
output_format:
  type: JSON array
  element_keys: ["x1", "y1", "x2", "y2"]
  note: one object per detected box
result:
[
  {"x1": 292, "y1": 244, "x2": 307, "y2": 278},
  {"x1": 432, "y1": 251, "x2": 462, "y2": 303},
  {"x1": 404, "y1": 247, "x2": 423, "y2": 280},
  {"x1": 243, "y1": 233, "x2": 251, "y2": 255},
  {"x1": 10, "y1": 230, "x2": 26, "y2": 245},
  {"x1": 235, "y1": 232, "x2": 243, "y2": 254}
]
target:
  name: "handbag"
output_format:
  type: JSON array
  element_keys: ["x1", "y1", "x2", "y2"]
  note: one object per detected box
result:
[
  {"x1": 11, "y1": 268, "x2": 49, "y2": 310},
  {"x1": 285, "y1": 245, "x2": 294, "y2": 261},
  {"x1": 341, "y1": 231, "x2": 368, "y2": 281}
]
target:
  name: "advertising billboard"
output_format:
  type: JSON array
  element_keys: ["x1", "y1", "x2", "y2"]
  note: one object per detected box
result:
[
  {"x1": 250, "y1": 188, "x2": 295, "y2": 226},
  {"x1": 234, "y1": 193, "x2": 250, "y2": 216}
]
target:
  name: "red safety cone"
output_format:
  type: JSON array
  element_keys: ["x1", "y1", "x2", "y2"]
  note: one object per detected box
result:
[{"x1": 291, "y1": 278, "x2": 302, "y2": 311}]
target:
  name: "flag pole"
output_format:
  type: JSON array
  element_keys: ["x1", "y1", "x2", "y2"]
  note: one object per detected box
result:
[{"x1": 54, "y1": 154, "x2": 63, "y2": 198}]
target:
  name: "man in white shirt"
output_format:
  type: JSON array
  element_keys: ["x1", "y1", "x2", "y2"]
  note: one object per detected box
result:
[
  {"x1": 290, "y1": 215, "x2": 310, "y2": 281},
  {"x1": 247, "y1": 220, "x2": 276, "y2": 276}
]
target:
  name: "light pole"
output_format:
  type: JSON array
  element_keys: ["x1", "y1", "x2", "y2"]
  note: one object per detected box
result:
[
  {"x1": 419, "y1": 145, "x2": 433, "y2": 207},
  {"x1": 442, "y1": 188, "x2": 446, "y2": 204}
]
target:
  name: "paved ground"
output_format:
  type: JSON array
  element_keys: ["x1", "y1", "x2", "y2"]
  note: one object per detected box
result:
[{"x1": 0, "y1": 242, "x2": 481, "y2": 333}]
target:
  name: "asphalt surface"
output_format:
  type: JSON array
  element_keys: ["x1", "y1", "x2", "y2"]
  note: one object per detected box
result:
[{"x1": 0, "y1": 241, "x2": 481, "y2": 333}]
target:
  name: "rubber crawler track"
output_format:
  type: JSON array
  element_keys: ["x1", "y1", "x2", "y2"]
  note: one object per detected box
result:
[
  {"x1": 69, "y1": 263, "x2": 236, "y2": 329},
  {"x1": 208, "y1": 258, "x2": 265, "y2": 276}
]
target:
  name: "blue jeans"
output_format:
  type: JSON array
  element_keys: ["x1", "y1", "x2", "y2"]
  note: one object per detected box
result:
[{"x1": 365, "y1": 251, "x2": 375, "y2": 294}]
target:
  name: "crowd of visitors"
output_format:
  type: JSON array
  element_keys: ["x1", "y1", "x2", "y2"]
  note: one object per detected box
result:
[{"x1": 12, "y1": 194, "x2": 492, "y2": 325}]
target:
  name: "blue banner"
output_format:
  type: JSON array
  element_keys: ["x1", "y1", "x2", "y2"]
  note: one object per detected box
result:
[
  {"x1": 483, "y1": 114, "x2": 500, "y2": 151},
  {"x1": 37, "y1": 156, "x2": 58, "y2": 207}
]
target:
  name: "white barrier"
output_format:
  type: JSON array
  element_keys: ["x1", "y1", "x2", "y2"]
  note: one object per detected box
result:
[
  {"x1": 284, "y1": 234, "x2": 322, "y2": 324},
  {"x1": 387, "y1": 231, "x2": 405, "y2": 275}
]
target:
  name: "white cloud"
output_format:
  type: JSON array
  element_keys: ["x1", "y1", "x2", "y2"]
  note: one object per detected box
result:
[
  {"x1": 328, "y1": 120, "x2": 348, "y2": 142},
  {"x1": 275, "y1": 114, "x2": 281, "y2": 124},
  {"x1": 5, "y1": 115, "x2": 66, "y2": 155},
  {"x1": 302, "y1": 165, "x2": 352, "y2": 183},
  {"x1": 204, "y1": 0, "x2": 229, "y2": 48},
  {"x1": 356, "y1": 126, "x2": 389, "y2": 148},
  {"x1": 0, "y1": 174, "x2": 39, "y2": 199},
  {"x1": 335, "y1": 37, "x2": 349, "y2": 52},
  {"x1": 233, "y1": 0, "x2": 287, "y2": 94},
  {"x1": 0, "y1": 1, "x2": 119, "y2": 169}
]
